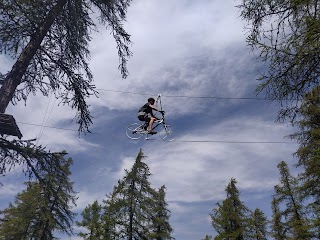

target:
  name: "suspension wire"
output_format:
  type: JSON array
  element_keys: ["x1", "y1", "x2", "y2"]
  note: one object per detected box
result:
[
  {"x1": 36, "y1": 93, "x2": 52, "y2": 144},
  {"x1": 18, "y1": 122, "x2": 100, "y2": 134},
  {"x1": 163, "y1": 139, "x2": 294, "y2": 144},
  {"x1": 16, "y1": 91, "x2": 297, "y2": 144},
  {"x1": 40, "y1": 94, "x2": 57, "y2": 137},
  {"x1": 17, "y1": 121, "x2": 295, "y2": 144},
  {"x1": 144, "y1": 137, "x2": 295, "y2": 144},
  {"x1": 96, "y1": 88, "x2": 270, "y2": 101}
]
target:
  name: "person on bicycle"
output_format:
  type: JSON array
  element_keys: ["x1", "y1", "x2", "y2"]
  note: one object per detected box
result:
[{"x1": 138, "y1": 97, "x2": 163, "y2": 133}]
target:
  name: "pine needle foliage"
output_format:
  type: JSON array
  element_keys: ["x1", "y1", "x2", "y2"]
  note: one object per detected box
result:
[
  {"x1": 76, "y1": 200, "x2": 104, "y2": 240},
  {"x1": 210, "y1": 178, "x2": 250, "y2": 240},
  {"x1": 290, "y1": 86, "x2": 320, "y2": 237},
  {"x1": 271, "y1": 161, "x2": 312, "y2": 240},
  {"x1": 0, "y1": 0, "x2": 132, "y2": 131},
  {"x1": 148, "y1": 185, "x2": 174, "y2": 240},
  {"x1": 238, "y1": 0, "x2": 320, "y2": 123},
  {"x1": 271, "y1": 197, "x2": 286, "y2": 240},
  {"x1": 0, "y1": 155, "x2": 76, "y2": 239},
  {"x1": 102, "y1": 149, "x2": 174, "y2": 240},
  {"x1": 0, "y1": 137, "x2": 69, "y2": 185},
  {"x1": 247, "y1": 208, "x2": 269, "y2": 240}
]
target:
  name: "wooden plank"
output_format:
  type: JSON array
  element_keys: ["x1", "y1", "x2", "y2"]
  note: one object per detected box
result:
[{"x1": 0, "y1": 113, "x2": 23, "y2": 139}]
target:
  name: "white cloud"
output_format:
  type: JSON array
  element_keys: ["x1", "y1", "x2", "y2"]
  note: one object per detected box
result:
[
  {"x1": 86, "y1": 0, "x2": 253, "y2": 117},
  {"x1": 0, "y1": 183, "x2": 24, "y2": 199},
  {"x1": 135, "y1": 116, "x2": 298, "y2": 202},
  {"x1": 0, "y1": 1, "x2": 301, "y2": 239},
  {"x1": 73, "y1": 189, "x2": 105, "y2": 211}
]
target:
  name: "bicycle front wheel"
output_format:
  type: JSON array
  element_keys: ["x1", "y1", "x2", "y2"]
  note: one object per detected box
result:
[
  {"x1": 126, "y1": 123, "x2": 143, "y2": 140},
  {"x1": 158, "y1": 124, "x2": 174, "y2": 141}
]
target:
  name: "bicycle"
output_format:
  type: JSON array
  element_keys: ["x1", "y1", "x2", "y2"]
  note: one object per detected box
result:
[
  {"x1": 126, "y1": 111, "x2": 173, "y2": 141},
  {"x1": 126, "y1": 95, "x2": 173, "y2": 141}
]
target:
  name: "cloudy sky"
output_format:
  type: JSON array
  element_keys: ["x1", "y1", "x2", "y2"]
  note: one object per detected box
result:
[{"x1": 0, "y1": 0, "x2": 300, "y2": 239}]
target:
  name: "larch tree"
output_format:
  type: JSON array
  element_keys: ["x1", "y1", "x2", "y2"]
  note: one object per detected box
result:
[
  {"x1": 271, "y1": 197, "x2": 286, "y2": 240},
  {"x1": 103, "y1": 149, "x2": 157, "y2": 239},
  {"x1": 0, "y1": 0, "x2": 132, "y2": 200},
  {"x1": 210, "y1": 178, "x2": 250, "y2": 240},
  {"x1": 238, "y1": 0, "x2": 320, "y2": 237},
  {"x1": 0, "y1": 0, "x2": 132, "y2": 131},
  {"x1": 271, "y1": 161, "x2": 312, "y2": 239},
  {"x1": 0, "y1": 139, "x2": 74, "y2": 204},
  {"x1": 289, "y1": 86, "x2": 320, "y2": 238},
  {"x1": 80, "y1": 150, "x2": 174, "y2": 240},
  {"x1": 0, "y1": 155, "x2": 76, "y2": 239},
  {"x1": 0, "y1": 183, "x2": 42, "y2": 239},
  {"x1": 76, "y1": 200, "x2": 104, "y2": 240},
  {"x1": 148, "y1": 185, "x2": 174, "y2": 240},
  {"x1": 247, "y1": 208, "x2": 269, "y2": 240},
  {"x1": 238, "y1": 0, "x2": 320, "y2": 123}
]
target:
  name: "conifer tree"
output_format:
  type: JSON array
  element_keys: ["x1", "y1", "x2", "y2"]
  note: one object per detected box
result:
[
  {"x1": 271, "y1": 197, "x2": 286, "y2": 240},
  {"x1": 80, "y1": 150, "x2": 174, "y2": 239},
  {"x1": 76, "y1": 200, "x2": 104, "y2": 240},
  {"x1": 238, "y1": 0, "x2": 320, "y2": 123},
  {"x1": 103, "y1": 149, "x2": 157, "y2": 239},
  {"x1": 0, "y1": 138, "x2": 65, "y2": 183},
  {"x1": 210, "y1": 178, "x2": 250, "y2": 240},
  {"x1": 271, "y1": 161, "x2": 312, "y2": 239},
  {"x1": 247, "y1": 208, "x2": 268, "y2": 240},
  {"x1": 0, "y1": 0, "x2": 132, "y2": 131},
  {"x1": 148, "y1": 185, "x2": 174, "y2": 240},
  {"x1": 0, "y1": 155, "x2": 76, "y2": 239},
  {"x1": 290, "y1": 87, "x2": 320, "y2": 237},
  {"x1": 0, "y1": 183, "x2": 42, "y2": 239}
]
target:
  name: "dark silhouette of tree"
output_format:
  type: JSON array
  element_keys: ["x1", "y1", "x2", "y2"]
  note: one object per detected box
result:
[
  {"x1": 76, "y1": 200, "x2": 104, "y2": 240},
  {"x1": 238, "y1": 0, "x2": 320, "y2": 123},
  {"x1": 247, "y1": 208, "x2": 269, "y2": 240},
  {"x1": 101, "y1": 149, "x2": 174, "y2": 239},
  {"x1": 0, "y1": 0, "x2": 132, "y2": 131},
  {"x1": 271, "y1": 197, "x2": 286, "y2": 240},
  {"x1": 148, "y1": 185, "x2": 174, "y2": 240},
  {"x1": 0, "y1": 155, "x2": 76, "y2": 239},
  {"x1": 210, "y1": 178, "x2": 250, "y2": 240},
  {"x1": 271, "y1": 161, "x2": 312, "y2": 239},
  {"x1": 290, "y1": 86, "x2": 320, "y2": 238}
]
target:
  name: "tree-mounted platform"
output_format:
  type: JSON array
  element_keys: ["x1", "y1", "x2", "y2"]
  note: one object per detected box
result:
[{"x1": 0, "y1": 113, "x2": 23, "y2": 139}]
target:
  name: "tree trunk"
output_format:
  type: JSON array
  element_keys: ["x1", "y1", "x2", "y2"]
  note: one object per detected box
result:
[
  {"x1": 0, "y1": 0, "x2": 68, "y2": 113},
  {"x1": 129, "y1": 180, "x2": 135, "y2": 240}
]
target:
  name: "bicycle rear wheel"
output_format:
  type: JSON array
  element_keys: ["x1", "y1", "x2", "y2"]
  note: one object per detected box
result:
[
  {"x1": 126, "y1": 123, "x2": 143, "y2": 140},
  {"x1": 158, "y1": 124, "x2": 174, "y2": 141}
]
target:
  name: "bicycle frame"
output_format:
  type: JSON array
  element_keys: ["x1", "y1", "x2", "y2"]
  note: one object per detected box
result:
[{"x1": 126, "y1": 95, "x2": 173, "y2": 141}]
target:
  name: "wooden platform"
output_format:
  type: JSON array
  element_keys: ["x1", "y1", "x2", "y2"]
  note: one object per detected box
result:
[{"x1": 0, "y1": 113, "x2": 23, "y2": 139}]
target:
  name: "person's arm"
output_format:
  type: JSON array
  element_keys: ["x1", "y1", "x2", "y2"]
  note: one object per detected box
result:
[
  {"x1": 148, "y1": 103, "x2": 162, "y2": 118},
  {"x1": 148, "y1": 103, "x2": 160, "y2": 112}
]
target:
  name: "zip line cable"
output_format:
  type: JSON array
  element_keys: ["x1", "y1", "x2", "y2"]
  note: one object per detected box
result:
[
  {"x1": 17, "y1": 121, "x2": 295, "y2": 144},
  {"x1": 16, "y1": 90, "x2": 298, "y2": 144},
  {"x1": 150, "y1": 139, "x2": 295, "y2": 144},
  {"x1": 96, "y1": 88, "x2": 270, "y2": 100},
  {"x1": 36, "y1": 93, "x2": 52, "y2": 144}
]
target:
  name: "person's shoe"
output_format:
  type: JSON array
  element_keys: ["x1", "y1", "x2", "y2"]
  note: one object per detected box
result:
[{"x1": 146, "y1": 127, "x2": 156, "y2": 134}]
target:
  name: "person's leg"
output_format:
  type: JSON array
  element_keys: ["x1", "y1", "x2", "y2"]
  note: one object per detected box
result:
[
  {"x1": 138, "y1": 114, "x2": 149, "y2": 130},
  {"x1": 148, "y1": 117, "x2": 156, "y2": 131}
]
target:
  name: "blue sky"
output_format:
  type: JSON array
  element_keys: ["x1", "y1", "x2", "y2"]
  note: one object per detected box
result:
[{"x1": 0, "y1": 0, "x2": 300, "y2": 239}]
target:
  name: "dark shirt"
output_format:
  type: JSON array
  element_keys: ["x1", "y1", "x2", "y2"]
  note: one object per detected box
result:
[{"x1": 139, "y1": 103, "x2": 153, "y2": 115}]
